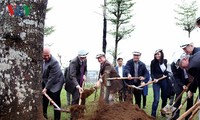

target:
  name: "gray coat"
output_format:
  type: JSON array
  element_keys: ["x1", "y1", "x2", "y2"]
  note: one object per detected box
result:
[
  {"x1": 42, "y1": 55, "x2": 64, "y2": 93},
  {"x1": 65, "y1": 56, "x2": 87, "y2": 93}
]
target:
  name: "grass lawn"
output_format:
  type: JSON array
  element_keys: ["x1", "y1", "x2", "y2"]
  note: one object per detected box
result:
[{"x1": 47, "y1": 84, "x2": 199, "y2": 120}]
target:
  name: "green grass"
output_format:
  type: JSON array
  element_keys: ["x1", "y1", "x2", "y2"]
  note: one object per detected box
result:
[{"x1": 47, "y1": 84, "x2": 198, "y2": 120}]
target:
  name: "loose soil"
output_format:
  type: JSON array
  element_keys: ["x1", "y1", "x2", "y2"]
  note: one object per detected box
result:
[
  {"x1": 70, "y1": 87, "x2": 95, "y2": 120},
  {"x1": 85, "y1": 102, "x2": 156, "y2": 120},
  {"x1": 70, "y1": 88, "x2": 155, "y2": 120}
]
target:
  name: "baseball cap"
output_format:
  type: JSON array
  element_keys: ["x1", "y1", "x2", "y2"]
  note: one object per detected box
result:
[
  {"x1": 96, "y1": 51, "x2": 105, "y2": 58},
  {"x1": 132, "y1": 51, "x2": 141, "y2": 56},
  {"x1": 78, "y1": 49, "x2": 88, "y2": 57},
  {"x1": 180, "y1": 38, "x2": 193, "y2": 48}
]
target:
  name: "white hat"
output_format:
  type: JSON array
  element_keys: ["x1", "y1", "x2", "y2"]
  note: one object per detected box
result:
[
  {"x1": 180, "y1": 38, "x2": 193, "y2": 48},
  {"x1": 154, "y1": 49, "x2": 162, "y2": 54},
  {"x1": 96, "y1": 51, "x2": 105, "y2": 58},
  {"x1": 78, "y1": 49, "x2": 88, "y2": 57},
  {"x1": 132, "y1": 51, "x2": 141, "y2": 56}
]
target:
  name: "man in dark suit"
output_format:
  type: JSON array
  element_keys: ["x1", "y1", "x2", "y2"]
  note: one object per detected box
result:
[
  {"x1": 95, "y1": 52, "x2": 123, "y2": 104},
  {"x1": 124, "y1": 51, "x2": 148, "y2": 108},
  {"x1": 170, "y1": 61, "x2": 192, "y2": 120},
  {"x1": 42, "y1": 47, "x2": 65, "y2": 120},
  {"x1": 179, "y1": 52, "x2": 200, "y2": 98},
  {"x1": 65, "y1": 49, "x2": 88, "y2": 105}
]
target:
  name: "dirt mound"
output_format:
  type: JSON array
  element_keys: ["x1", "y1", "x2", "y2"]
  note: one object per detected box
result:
[{"x1": 87, "y1": 102, "x2": 156, "y2": 120}]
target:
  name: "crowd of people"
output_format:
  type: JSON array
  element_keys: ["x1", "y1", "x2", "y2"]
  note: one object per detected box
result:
[{"x1": 41, "y1": 17, "x2": 200, "y2": 120}]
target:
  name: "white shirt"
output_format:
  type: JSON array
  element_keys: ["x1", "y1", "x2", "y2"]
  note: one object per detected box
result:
[{"x1": 118, "y1": 66, "x2": 123, "y2": 77}]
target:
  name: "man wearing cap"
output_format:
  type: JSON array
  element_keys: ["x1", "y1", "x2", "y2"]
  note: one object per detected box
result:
[
  {"x1": 124, "y1": 51, "x2": 148, "y2": 108},
  {"x1": 65, "y1": 49, "x2": 88, "y2": 105},
  {"x1": 95, "y1": 52, "x2": 123, "y2": 104},
  {"x1": 42, "y1": 47, "x2": 65, "y2": 120},
  {"x1": 170, "y1": 54, "x2": 193, "y2": 120},
  {"x1": 180, "y1": 40, "x2": 200, "y2": 55}
]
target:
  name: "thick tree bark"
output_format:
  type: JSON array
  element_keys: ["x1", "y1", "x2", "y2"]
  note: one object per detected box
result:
[{"x1": 0, "y1": 0, "x2": 48, "y2": 119}]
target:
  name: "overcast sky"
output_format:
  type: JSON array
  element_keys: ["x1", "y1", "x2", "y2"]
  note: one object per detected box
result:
[{"x1": 44, "y1": 0, "x2": 200, "y2": 70}]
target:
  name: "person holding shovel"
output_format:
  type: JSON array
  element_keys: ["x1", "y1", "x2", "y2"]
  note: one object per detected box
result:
[
  {"x1": 170, "y1": 55, "x2": 193, "y2": 120},
  {"x1": 124, "y1": 51, "x2": 148, "y2": 108},
  {"x1": 65, "y1": 49, "x2": 88, "y2": 105},
  {"x1": 42, "y1": 47, "x2": 65, "y2": 120},
  {"x1": 95, "y1": 51, "x2": 123, "y2": 104},
  {"x1": 150, "y1": 49, "x2": 169, "y2": 117},
  {"x1": 178, "y1": 51, "x2": 200, "y2": 119}
]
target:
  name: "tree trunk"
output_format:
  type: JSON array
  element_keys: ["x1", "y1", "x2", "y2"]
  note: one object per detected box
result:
[
  {"x1": 188, "y1": 31, "x2": 191, "y2": 38},
  {"x1": 0, "y1": 0, "x2": 48, "y2": 119},
  {"x1": 102, "y1": 0, "x2": 107, "y2": 54}
]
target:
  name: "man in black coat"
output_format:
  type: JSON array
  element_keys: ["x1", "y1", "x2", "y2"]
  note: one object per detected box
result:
[
  {"x1": 65, "y1": 49, "x2": 88, "y2": 105},
  {"x1": 124, "y1": 51, "x2": 148, "y2": 108},
  {"x1": 179, "y1": 51, "x2": 200, "y2": 100},
  {"x1": 170, "y1": 61, "x2": 192, "y2": 120},
  {"x1": 42, "y1": 47, "x2": 65, "y2": 120}
]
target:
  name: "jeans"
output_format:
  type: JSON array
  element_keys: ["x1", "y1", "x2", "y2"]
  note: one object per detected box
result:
[{"x1": 151, "y1": 80, "x2": 168, "y2": 117}]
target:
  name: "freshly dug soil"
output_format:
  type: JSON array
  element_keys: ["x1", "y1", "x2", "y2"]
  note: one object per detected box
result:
[
  {"x1": 70, "y1": 105, "x2": 85, "y2": 120},
  {"x1": 81, "y1": 87, "x2": 96, "y2": 105},
  {"x1": 86, "y1": 102, "x2": 156, "y2": 120},
  {"x1": 70, "y1": 88, "x2": 95, "y2": 120}
]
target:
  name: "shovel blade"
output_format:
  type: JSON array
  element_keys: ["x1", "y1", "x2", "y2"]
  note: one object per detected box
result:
[{"x1": 162, "y1": 104, "x2": 176, "y2": 115}]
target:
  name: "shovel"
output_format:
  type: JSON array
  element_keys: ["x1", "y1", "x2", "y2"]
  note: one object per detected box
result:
[
  {"x1": 177, "y1": 100, "x2": 200, "y2": 120},
  {"x1": 43, "y1": 92, "x2": 70, "y2": 112},
  {"x1": 162, "y1": 82, "x2": 191, "y2": 115},
  {"x1": 107, "y1": 76, "x2": 141, "y2": 80},
  {"x1": 168, "y1": 96, "x2": 189, "y2": 120},
  {"x1": 188, "y1": 95, "x2": 199, "y2": 120},
  {"x1": 127, "y1": 75, "x2": 167, "y2": 90}
]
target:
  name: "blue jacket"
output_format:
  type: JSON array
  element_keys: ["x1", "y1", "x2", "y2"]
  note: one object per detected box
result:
[
  {"x1": 124, "y1": 59, "x2": 148, "y2": 86},
  {"x1": 143, "y1": 71, "x2": 150, "y2": 96}
]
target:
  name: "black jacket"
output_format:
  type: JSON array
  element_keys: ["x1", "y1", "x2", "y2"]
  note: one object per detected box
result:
[
  {"x1": 170, "y1": 62, "x2": 189, "y2": 94},
  {"x1": 124, "y1": 59, "x2": 148, "y2": 86},
  {"x1": 188, "y1": 51, "x2": 200, "y2": 94}
]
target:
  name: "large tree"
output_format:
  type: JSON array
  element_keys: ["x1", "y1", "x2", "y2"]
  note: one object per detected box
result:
[
  {"x1": 106, "y1": 0, "x2": 135, "y2": 66},
  {"x1": 0, "y1": 0, "x2": 48, "y2": 119},
  {"x1": 174, "y1": 0, "x2": 198, "y2": 38}
]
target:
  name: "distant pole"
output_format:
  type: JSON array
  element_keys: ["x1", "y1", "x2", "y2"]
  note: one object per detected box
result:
[{"x1": 102, "y1": 0, "x2": 107, "y2": 54}]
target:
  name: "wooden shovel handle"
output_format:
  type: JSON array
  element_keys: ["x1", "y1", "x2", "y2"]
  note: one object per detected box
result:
[
  {"x1": 173, "y1": 82, "x2": 191, "y2": 107},
  {"x1": 43, "y1": 92, "x2": 61, "y2": 110},
  {"x1": 78, "y1": 80, "x2": 85, "y2": 105},
  {"x1": 139, "y1": 75, "x2": 167, "y2": 88},
  {"x1": 188, "y1": 106, "x2": 200, "y2": 120},
  {"x1": 177, "y1": 100, "x2": 200, "y2": 120},
  {"x1": 107, "y1": 77, "x2": 141, "y2": 80}
]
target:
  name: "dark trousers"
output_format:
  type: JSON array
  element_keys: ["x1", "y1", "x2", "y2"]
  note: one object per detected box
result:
[
  {"x1": 172, "y1": 92, "x2": 193, "y2": 120},
  {"x1": 71, "y1": 88, "x2": 80, "y2": 105},
  {"x1": 151, "y1": 80, "x2": 168, "y2": 117},
  {"x1": 126, "y1": 88, "x2": 141, "y2": 108},
  {"x1": 42, "y1": 90, "x2": 61, "y2": 120},
  {"x1": 142, "y1": 94, "x2": 147, "y2": 108},
  {"x1": 66, "y1": 91, "x2": 71, "y2": 105}
]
